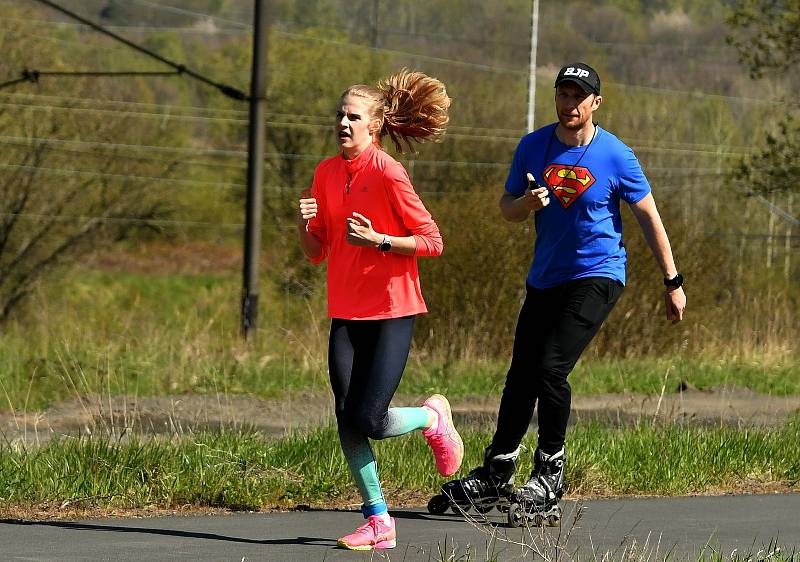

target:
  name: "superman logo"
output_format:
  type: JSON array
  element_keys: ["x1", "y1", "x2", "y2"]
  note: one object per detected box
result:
[{"x1": 542, "y1": 164, "x2": 595, "y2": 208}]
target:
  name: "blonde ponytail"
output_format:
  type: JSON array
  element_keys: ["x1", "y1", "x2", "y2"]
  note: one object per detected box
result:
[{"x1": 378, "y1": 69, "x2": 451, "y2": 153}]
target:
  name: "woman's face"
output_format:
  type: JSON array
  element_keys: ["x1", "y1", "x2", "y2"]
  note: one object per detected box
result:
[{"x1": 336, "y1": 95, "x2": 379, "y2": 159}]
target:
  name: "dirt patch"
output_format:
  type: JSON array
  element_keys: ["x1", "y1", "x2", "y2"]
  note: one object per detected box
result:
[
  {"x1": 84, "y1": 241, "x2": 241, "y2": 275},
  {"x1": 1, "y1": 386, "x2": 798, "y2": 445},
  {"x1": 0, "y1": 392, "x2": 331, "y2": 445}
]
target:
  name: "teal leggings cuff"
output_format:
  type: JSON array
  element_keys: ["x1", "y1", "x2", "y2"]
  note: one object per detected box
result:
[{"x1": 361, "y1": 501, "x2": 388, "y2": 517}]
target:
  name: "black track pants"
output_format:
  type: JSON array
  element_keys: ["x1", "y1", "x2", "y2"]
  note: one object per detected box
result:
[
  {"x1": 328, "y1": 316, "x2": 415, "y2": 438},
  {"x1": 490, "y1": 277, "x2": 623, "y2": 456}
]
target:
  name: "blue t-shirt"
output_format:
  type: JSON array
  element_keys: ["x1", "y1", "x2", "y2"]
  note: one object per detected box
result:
[{"x1": 505, "y1": 123, "x2": 650, "y2": 288}]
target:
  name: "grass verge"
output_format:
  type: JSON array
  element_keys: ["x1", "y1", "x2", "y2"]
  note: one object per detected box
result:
[
  {"x1": 1, "y1": 269, "x2": 797, "y2": 411},
  {"x1": 1, "y1": 419, "x2": 797, "y2": 515}
]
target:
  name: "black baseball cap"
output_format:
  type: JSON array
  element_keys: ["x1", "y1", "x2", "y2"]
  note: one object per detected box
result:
[{"x1": 554, "y1": 63, "x2": 601, "y2": 95}]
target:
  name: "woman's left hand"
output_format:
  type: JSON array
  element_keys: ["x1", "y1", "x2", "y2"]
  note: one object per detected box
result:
[{"x1": 346, "y1": 212, "x2": 381, "y2": 247}]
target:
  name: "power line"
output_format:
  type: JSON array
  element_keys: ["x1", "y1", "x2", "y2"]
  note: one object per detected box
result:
[
  {"x1": 0, "y1": 135, "x2": 748, "y2": 179},
  {"x1": 0, "y1": 102, "x2": 762, "y2": 157},
  {"x1": 126, "y1": 0, "x2": 250, "y2": 30},
  {"x1": 0, "y1": 92, "x2": 769, "y2": 151},
  {"x1": 1, "y1": 211, "x2": 245, "y2": 229},
  {"x1": 0, "y1": 100, "x2": 249, "y2": 124},
  {"x1": 0, "y1": 91, "x2": 248, "y2": 117},
  {"x1": 0, "y1": 101, "x2": 522, "y2": 143},
  {"x1": 706, "y1": 232, "x2": 800, "y2": 240},
  {"x1": 0, "y1": 157, "x2": 779, "y2": 204},
  {"x1": 22, "y1": 0, "x2": 525, "y2": 76},
  {"x1": 3, "y1": 12, "x2": 794, "y2": 106},
  {"x1": 0, "y1": 162, "x2": 246, "y2": 189},
  {"x1": 625, "y1": 138, "x2": 757, "y2": 152},
  {"x1": 0, "y1": 136, "x2": 247, "y2": 170},
  {"x1": 0, "y1": 16, "x2": 248, "y2": 35},
  {"x1": 10, "y1": 209, "x2": 791, "y2": 245},
  {"x1": 3, "y1": 28, "x2": 131, "y2": 52},
  {"x1": 0, "y1": 135, "x2": 334, "y2": 166},
  {"x1": 1, "y1": 68, "x2": 184, "y2": 90},
  {"x1": 646, "y1": 169, "x2": 728, "y2": 176},
  {"x1": 0, "y1": 92, "x2": 526, "y2": 135},
  {"x1": 52, "y1": 0, "x2": 745, "y2": 68},
  {"x1": 20, "y1": 0, "x2": 248, "y2": 100},
  {"x1": 271, "y1": 29, "x2": 515, "y2": 76},
  {"x1": 633, "y1": 146, "x2": 750, "y2": 158},
  {"x1": 0, "y1": 134, "x2": 248, "y2": 158},
  {"x1": 748, "y1": 193, "x2": 800, "y2": 226}
]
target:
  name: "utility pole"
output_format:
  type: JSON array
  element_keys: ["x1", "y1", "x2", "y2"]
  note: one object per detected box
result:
[
  {"x1": 526, "y1": 0, "x2": 540, "y2": 133},
  {"x1": 242, "y1": 0, "x2": 269, "y2": 339}
]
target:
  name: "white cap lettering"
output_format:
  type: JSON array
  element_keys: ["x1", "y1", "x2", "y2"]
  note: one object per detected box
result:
[{"x1": 564, "y1": 67, "x2": 590, "y2": 79}]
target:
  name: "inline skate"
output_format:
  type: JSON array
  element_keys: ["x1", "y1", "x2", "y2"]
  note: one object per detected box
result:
[
  {"x1": 427, "y1": 446, "x2": 519, "y2": 516},
  {"x1": 507, "y1": 447, "x2": 565, "y2": 527}
]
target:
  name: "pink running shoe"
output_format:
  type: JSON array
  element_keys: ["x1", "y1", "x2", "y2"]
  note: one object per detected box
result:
[
  {"x1": 337, "y1": 515, "x2": 396, "y2": 551},
  {"x1": 422, "y1": 394, "x2": 464, "y2": 477}
]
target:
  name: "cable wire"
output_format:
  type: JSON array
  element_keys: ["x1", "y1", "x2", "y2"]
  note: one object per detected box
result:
[
  {"x1": 126, "y1": 0, "x2": 250, "y2": 30},
  {"x1": 2, "y1": 13, "x2": 795, "y2": 106},
  {"x1": 1, "y1": 211, "x2": 245, "y2": 229},
  {"x1": 0, "y1": 92, "x2": 768, "y2": 151},
  {"x1": 0, "y1": 68, "x2": 185, "y2": 91},
  {"x1": 25, "y1": 0, "x2": 248, "y2": 100},
  {"x1": 0, "y1": 162, "x2": 246, "y2": 190}
]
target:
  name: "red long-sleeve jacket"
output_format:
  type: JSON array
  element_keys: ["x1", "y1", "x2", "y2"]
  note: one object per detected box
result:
[{"x1": 306, "y1": 144, "x2": 443, "y2": 320}]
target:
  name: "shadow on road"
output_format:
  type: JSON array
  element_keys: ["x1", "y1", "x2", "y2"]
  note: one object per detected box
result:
[{"x1": 0, "y1": 519, "x2": 336, "y2": 547}]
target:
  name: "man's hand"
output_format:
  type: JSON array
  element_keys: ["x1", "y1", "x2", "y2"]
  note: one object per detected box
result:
[
  {"x1": 499, "y1": 173, "x2": 551, "y2": 222},
  {"x1": 346, "y1": 212, "x2": 381, "y2": 247},
  {"x1": 523, "y1": 172, "x2": 551, "y2": 211},
  {"x1": 665, "y1": 286, "x2": 686, "y2": 323}
]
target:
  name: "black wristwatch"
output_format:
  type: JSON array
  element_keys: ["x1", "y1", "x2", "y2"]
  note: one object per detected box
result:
[
  {"x1": 663, "y1": 272, "x2": 684, "y2": 289},
  {"x1": 378, "y1": 234, "x2": 392, "y2": 252}
]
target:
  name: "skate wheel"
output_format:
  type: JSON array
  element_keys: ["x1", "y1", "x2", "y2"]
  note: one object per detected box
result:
[
  {"x1": 546, "y1": 514, "x2": 561, "y2": 527},
  {"x1": 427, "y1": 494, "x2": 450, "y2": 515},
  {"x1": 532, "y1": 514, "x2": 544, "y2": 527},
  {"x1": 474, "y1": 504, "x2": 493, "y2": 514},
  {"x1": 507, "y1": 503, "x2": 524, "y2": 528}
]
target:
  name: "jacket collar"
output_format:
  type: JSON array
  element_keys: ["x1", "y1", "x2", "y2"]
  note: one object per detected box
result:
[{"x1": 342, "y1": 143, "x2": 376, "y2": 174}]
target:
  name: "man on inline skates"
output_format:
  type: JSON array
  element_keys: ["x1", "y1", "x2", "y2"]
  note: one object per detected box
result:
[{"x1": 430, "y1": 62, "x2": 686, "y2": 526}]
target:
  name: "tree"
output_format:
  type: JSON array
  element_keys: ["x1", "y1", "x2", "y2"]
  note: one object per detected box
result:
[
  {"x1": 726, "y1": 0, "x2": 800, "y2": 78},
  {"x1": 727, "y1": 0, "x2": 800, "y2": 195},
  {"x1": 0, "y1": 14, "x2": 177, "y2": 322},
  {"x1": 734, "y1": 116, "x2": 800, "y2": 196}
]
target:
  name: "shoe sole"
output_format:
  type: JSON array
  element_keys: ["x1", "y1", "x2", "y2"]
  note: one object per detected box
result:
[
  {"x1": 337, "y1": 539, "x2": 397, "y2": 550},
  {"x1": 425, "y1": 394, "x2": 464, "y2": 476}
]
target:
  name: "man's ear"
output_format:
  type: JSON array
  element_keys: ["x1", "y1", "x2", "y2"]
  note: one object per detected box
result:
[{"x1": 593, "y1": 95, "x2": 603, "y2": 109}]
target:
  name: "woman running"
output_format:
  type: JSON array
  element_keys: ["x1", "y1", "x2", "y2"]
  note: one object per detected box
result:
[{"x1": 296, "y1": 69, "x2": 463, "y2": 551}]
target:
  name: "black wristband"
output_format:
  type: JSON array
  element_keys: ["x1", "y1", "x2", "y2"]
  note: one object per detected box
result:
[{"x1": 663, "y1": 272, "x2": 684, "y2": 289}]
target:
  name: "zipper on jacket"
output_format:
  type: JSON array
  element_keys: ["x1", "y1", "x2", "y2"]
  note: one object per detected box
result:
[{"x1": 345, "y1": 173, "x2": 351, "y2": 194}]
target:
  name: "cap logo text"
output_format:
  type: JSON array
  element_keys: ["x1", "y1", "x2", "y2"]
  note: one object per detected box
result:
[{"x1": 564, "y1": 67, "x2": 590, "y2": 79}]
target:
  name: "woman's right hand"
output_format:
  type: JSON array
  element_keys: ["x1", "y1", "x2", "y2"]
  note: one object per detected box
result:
[
  {"x1": 299, "y1": 195, "x2": 318, "y2": 222},
  {"x1": 297, "y1": 191, "x2": 324, "y2": 259}
]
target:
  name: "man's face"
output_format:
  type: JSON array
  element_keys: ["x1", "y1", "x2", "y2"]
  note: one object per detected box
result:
[
  {"x1": 336, "y1": 95, "x2": 379, "y2": 158},
  {"x1": 555, "y1": 82, "x2": 601, "y2": 130}
]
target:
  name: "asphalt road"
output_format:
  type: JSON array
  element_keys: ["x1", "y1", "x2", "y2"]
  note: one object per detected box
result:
[{"x1": 1, "y1": 494, "x2": 798, "y2": 561}]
